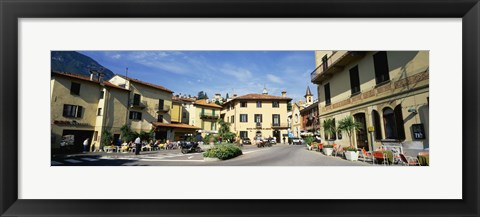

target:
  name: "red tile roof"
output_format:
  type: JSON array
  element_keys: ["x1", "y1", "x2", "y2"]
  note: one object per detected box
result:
[
  {"x1": 116, "y1": 74, "x2": 173, "y2": 93},
  {"x1": 194, "y1": 99, "x2": 223, "y2": 109},
  {"x1": 51, "y1": 71, "x2": 129, "y2": 91},
  {"x1": 151, "y1": 122, "x2": 200, "y2": 130}
]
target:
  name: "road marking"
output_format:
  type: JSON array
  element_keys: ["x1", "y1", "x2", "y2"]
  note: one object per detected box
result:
[
  {"x1": 51, "y1": 161, "x2": 63, "y2": 165},
  {"x1": 64, "y1": 159, "x2": 83, "y2": 163},
  {"x1": 80, "y1": 157, "x2": 99, "y2": 162}
]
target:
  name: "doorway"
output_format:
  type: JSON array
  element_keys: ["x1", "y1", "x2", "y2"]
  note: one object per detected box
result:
[
  {"x1": 273, "y1": 130, "x2": 280, "y2": 143},
  {"x1": 353, "y1": 113, "x2": 368, "y2": 150}
]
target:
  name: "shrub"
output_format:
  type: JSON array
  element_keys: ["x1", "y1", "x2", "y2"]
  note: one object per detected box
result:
[
  {"x1": 203, "y1": 144, "x2": 243, "y2": 160},
  {"x1": 304, "y1": 136, "x2": 315, "y2": 146},
  {"x1": 343, "y1": 146, "x2": 358, "y2": 152}
]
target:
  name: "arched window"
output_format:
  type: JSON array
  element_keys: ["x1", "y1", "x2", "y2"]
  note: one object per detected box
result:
[
  {"x1": 383, "y1": 107, "x2": 397, "y2": 139},
  {"x1": 382, "y1": 105, "x2": 406, "y2": 140},
  {"x1": 372, "y1": 110, "x2": 382, "y2": 140}
]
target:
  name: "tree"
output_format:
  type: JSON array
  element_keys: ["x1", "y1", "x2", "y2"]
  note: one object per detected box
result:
[
  {"x1": 217, "y1": 118, "x2": 235, "y2": 143},
  {"x1": 197, "y1": 91, "x2": 206, "y2": 99},
  {"x1": 204, "y1": 92, "x2": 209, "y2": 99},
  {"x1": 323, "y1": 119, "x2": 337, "y2": 141},
  {"x1": 101, "y1": 130, "x2": 113, "y2": 148},
  {"x1": 215, "y1": 100, "x2": 221, "y2": 105},
  {"x1": 226, "y1": 93, "x2": 230, "y2": 99},
  {"x1": 120, "y1": 124, "x2": 138, "y2": 143},
  {"x1": 337, "y1": 116, "x2": 363, "y2": 148}
]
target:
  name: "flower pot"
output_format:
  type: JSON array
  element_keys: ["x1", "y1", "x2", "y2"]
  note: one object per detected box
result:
[
  {"x1": 323, "y1": 148, "x2": 333, "y2": 156},
  {"x1": 345, "y1": 151, "x2": 359, "y2": 161}
]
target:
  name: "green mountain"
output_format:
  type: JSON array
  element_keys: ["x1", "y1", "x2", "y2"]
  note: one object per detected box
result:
[{"x1": 51, "y1": 51, "x2": 114, "y2": 79}]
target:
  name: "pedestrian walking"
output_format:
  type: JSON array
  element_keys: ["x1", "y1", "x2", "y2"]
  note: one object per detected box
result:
[
  {"x1": 283, "y1": 137, "x2": 286, "y2": 144},
  {"x1": 134, "y1": 136, "x2": 142, "y2": 155},
  {"x1": 83, "y1": 138, "x2": 89, "y2": 153}
]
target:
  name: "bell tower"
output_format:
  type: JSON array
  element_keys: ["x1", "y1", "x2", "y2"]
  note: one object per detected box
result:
[{"x1": 304, "y1": 86, "x2": 313, "y2": 105}]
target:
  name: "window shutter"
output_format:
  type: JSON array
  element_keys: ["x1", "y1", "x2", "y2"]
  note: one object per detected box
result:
[
  {"x1": 63, "y1": 105, "x2": 68, "y2": 117},
  {"x1": 129, "y1": 111, "x2": 133, "y2": 119},
  {"x1": 138, "y1": 112, "x2": 142, "y2": 120},
  {"x1": 394, "y1": 105, "x2": 406, "y2": 140},
  {"x1": 76, "y1": 106, "x2": 83, "y2": 118}
]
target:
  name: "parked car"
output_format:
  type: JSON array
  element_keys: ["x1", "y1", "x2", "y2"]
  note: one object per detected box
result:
[
  {"x1": 291, "y1": 137, "x2": 304, "y2": 145},
  {"x1": 242, "y1": 138, "x2": 252, "y2": 145},
  {"x1": 267, "y1": 137, "x2": 277, "y2": 145}
]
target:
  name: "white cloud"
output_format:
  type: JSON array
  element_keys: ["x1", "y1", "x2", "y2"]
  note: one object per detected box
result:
[{"x1": 266, "y1": 74, "x2": 283, "y2": 84}]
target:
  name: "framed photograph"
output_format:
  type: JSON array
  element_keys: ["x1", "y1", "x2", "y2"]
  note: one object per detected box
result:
[{"x1": 1, "y1": 0, "x2": 479, "y2": 216}]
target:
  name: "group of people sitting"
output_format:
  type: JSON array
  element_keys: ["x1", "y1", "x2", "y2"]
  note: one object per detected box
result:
[{"x1": 119, "y1": 139, "x2": 178, "y2": 152}]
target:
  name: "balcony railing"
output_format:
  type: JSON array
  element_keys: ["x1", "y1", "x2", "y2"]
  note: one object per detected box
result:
[
  {"x1": 130, "y1": 100, "x2": 147, "y2": 109},
  {"x1": 271, "y1": 123, "x2": 289, "y2": 128},
  {"x1": 200, "y1": 113, "x2": 219, "y2": 120},
  {"x1": 310, "y1": 51, "x2": 366, "y2": 84},
  {"x1": 156, "y1": 104, "x2": 170, "y2": 113}
]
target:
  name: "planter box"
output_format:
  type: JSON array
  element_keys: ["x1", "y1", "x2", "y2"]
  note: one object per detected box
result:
[
  {"x1": 345, "y1": 151, "x2": 359, "y2": 161},
  {"x1": 204, "y1": 157, "x2": 221, "y2": 162},
  {"x1": 323, "y1": 148, "x2": 333, "y2": 156}
]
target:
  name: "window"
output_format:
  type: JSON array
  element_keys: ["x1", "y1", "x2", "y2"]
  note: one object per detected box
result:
[
  {"x1": 231, "y1": 115, "x2": 235, "y2": 123},
  {"x1": 129, "y1": 111, "x2": 142, "y2": 120},
  {"x1": 211, "y1": 123, "x2": 216, "y2": 130},
  {"x1": 157, "y1": 114, "x2": 163, "y2": 122},
  {"x1": 272, "y1": 114, "x2": 280, "y2": 126},
  {"x1": 99, "y1": 91, "x2": 104, "y2": 99},
  {"x1": 254, "y1": 114, "x2": 262, "y2": 123},
  {"x1": 240, "y1": 131, "x2": 248, "y2": 139},
  {"x1": 382, "y1": 106, "x2": 406, "y2": 140},
  {"x1": 372, "y1": 110, "x2": 382, "y2": 140},
  {"x1": 70, "y1": 82, "x2": 81, "y2": 95},
  {"x1": 322, "y1": 54, "x2": 328, "y2": 71},
  {"x1": 240, "y1": 114, "x2": 248, "y2": 122},
  {"x1": 373, "y1": 51, "x2": 390, "y2": 84},
  {"x1": 133, "y1": 94, "x2": 141, "y2": 106},
  {"x1": 295, "y1": 114, "x2": 299, "y2": 123},
  {"x1": 158, "y1": 99, "x2": 164, "y2": 110},
  {"x1": 272, "y1": 101, "x2": 279, "y2": 108},
  {"x1": 62, "y1": 104, "x2": 82, "y2": 118},
  {"x1": 349, "y1": 65, "x2": 361, "y2": 95},
  {"x1": 256, "y1": 101, "x2": 262, "y2": 108},
  {"x1": 97, "y1": 108, "x2": 102, "y2": 116},
  {"x1": 324, "y1": 83, "x2": 331, "y2": 105},
  {"x1": 240, "y1": 101, "x2": 247, "y2": 108}
]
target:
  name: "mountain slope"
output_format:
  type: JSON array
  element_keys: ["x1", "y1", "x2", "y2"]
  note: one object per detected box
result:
[{"x1": 51, "y1": 51, "x2": 114, "y2": 79}]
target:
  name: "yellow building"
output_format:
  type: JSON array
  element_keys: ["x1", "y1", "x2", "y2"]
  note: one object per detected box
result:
[
  {"x1": 193, "y1": 99, "x2": 222, "y2": 135},
  {"x1": 311, "y1": 51, "x2": 429, "y2": 151},
  {"x1": 51, "y1": 71, "x2": 129, "y2": 153},
  {"x1": 109, "y1": 74, "x2": 175, "y2": 141},
  {"x1": 170, "y1": 96, "x2": 200, "y2": 141},
  {"x1": 221, "y1": 88, "x2": 292, "y2": 143}
]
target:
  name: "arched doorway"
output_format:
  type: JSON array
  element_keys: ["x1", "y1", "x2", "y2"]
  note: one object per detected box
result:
[
  {"x1": 382, "y1": 105, "x2": 406, "y2": 140},
  {"x1": 353, "y1": 113, "x2": 368, "y2": 150}
]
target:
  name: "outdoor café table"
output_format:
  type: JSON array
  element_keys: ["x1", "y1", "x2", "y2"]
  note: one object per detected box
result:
[{"x1": 417, "y1": 155, "x2": 429, "y2": 166}]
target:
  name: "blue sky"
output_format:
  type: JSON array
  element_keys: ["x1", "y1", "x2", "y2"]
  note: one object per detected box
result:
[{"x1": 79, "y1": 51, "x2": 316, "y2": 102}]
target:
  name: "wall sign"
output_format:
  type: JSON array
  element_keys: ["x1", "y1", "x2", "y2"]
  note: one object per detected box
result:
[{"x1": 412, "y1": 124, "x2": 426, "y2": 140}]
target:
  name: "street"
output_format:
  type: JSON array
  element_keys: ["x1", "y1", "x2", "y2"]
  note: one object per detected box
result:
[{"x1": 52, "y1": 143, "x2": 371, "y2": 166}]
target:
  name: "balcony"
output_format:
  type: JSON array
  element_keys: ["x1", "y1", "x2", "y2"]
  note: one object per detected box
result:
[
  {"x1": 271, "y1": 123, "x2": 289, "y2": 129},
  {"x1": 200, "y1": 113, "x2": 219, "y2": 121},
  {"x1": 255, "y1": 122, "x2": 262, "y2": 128},
  {"x1": 130, "y1": 100, "x2": 147, "y2": 109},
  {"x1": 311, "y1": 51, "x2": 367, "y2": 84},
  {"x1": 156, "y1": 104, "x2": 170, "y2": 113}
]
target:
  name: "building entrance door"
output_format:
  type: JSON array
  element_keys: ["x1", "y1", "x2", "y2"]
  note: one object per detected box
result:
[
  {"x1": 62, "y1": 130, "x2": 94, "y2": 153},
  {"x1": 273, "y1": 130, "x2": 281, "y2": 143},
  {"x1": 353, "y1": 113, "x2": 368, "y2": 150}
]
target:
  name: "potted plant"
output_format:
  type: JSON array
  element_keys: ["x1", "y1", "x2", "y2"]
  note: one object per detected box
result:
[
  {"x1": 338, "y1": 116, "x2": 362, "y2": 161},
  {"x1": 323, "y1": 119, "x2": 337, "y2": 145},
  {"x1": 343, "y1": 146, "x2": 359, "y2": 161},
  {"x1": 322, "y1": 144, "x2": 334, "y2": 156},
  {"x1": 304, "y1": 136, "x2": 315, "y2": 150}
]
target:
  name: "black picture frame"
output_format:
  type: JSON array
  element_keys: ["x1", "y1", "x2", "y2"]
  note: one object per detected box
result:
[{"x1": 1, "y1": 0, "x2": 478, "y2": 216}]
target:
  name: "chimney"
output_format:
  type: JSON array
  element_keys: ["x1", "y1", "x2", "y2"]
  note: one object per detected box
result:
[
  {"x1": 89, "y1": 70, "x2": 97, "y2": 81},
  {"x1": 281, "y1": 90, "x2": 287, "y2": 97},
  {"x1": 98, "y1": 72, "x2": 104, "y2": 84},
  {"x1": 233, "y1": 94, "x2": 237, "y2": 98}
]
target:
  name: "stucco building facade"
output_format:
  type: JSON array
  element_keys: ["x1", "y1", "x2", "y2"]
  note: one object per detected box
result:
[{"x1": 311, "y1": 51, "x2": 429, "y2": 151}]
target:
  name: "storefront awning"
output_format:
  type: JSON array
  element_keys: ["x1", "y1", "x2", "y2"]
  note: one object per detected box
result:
[{"x1": 152, "y1": 122, "x2": 201, "y2": 130}]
